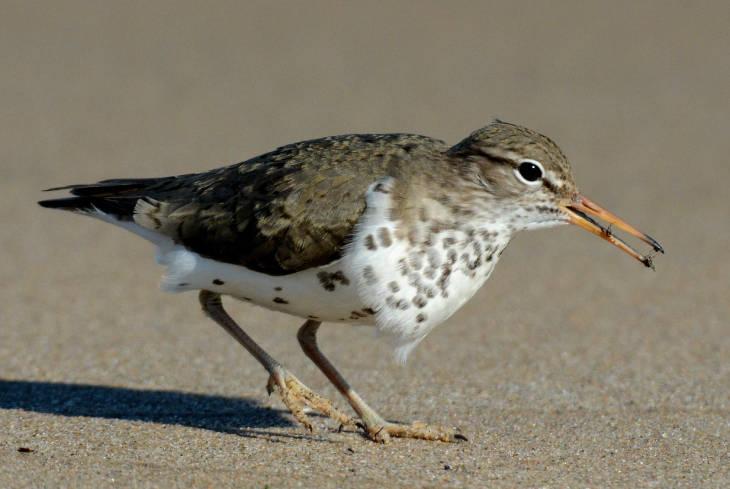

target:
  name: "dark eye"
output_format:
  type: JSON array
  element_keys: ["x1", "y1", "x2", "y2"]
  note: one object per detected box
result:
[{"x1": 516, "y1": 160, "x2": 543, "y2": 184}]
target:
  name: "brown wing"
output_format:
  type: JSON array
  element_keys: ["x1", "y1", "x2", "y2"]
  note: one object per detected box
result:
[{"x1": 42, "y1": 133, "x2": 448, "y2": 275}]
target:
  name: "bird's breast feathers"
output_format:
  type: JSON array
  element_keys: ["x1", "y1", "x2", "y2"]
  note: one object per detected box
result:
[{"x1": 343, "y1": 178, "x2": 511, "y2": 362}]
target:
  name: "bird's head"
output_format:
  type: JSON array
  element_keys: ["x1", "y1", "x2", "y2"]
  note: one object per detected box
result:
[{"x1": 448, "y1": 120, "x2": 663, "y2": 268}]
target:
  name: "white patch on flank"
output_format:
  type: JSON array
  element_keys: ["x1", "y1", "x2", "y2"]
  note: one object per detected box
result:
[{"x1": 83, "y1": 208, "x2": 369, "y2": 323}]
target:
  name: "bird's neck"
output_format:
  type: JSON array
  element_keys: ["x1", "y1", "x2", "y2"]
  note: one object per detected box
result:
[
  {"x1": 392, "y1": 182, "x2": 514, "y2": 266},
  {"x1": 393, "y1": 170, "x2": 516, "y2": 242}
]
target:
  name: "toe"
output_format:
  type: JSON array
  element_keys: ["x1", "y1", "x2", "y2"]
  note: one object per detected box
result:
[
  {"x1": 368, "y1": 425, "x2": 391, "y2": 444},
  {"x1": 361, "y1": 421, "x2": 466, "y2": 443}
]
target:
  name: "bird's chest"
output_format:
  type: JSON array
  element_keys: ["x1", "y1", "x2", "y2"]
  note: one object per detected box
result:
[{"x1": 343, "y1": 179, "x2": 511, "y2": 360}]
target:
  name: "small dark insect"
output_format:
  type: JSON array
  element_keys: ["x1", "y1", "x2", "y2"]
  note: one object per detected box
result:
[
  {"x1": 642, "y1": 250, "x2": 658, "y2": 270},
  {"x1": 17, "y1": 447, "x2": 34, "y2": 453}
]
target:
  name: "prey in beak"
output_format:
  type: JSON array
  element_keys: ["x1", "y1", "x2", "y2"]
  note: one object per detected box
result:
[{"x1": 562, "y1": 195, "x2": 664, "y2": 269}]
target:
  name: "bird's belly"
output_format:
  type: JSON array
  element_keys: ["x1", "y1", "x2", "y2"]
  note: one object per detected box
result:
[{"x1": 157, "y1": 245, "x2": 374, "y2": 323}]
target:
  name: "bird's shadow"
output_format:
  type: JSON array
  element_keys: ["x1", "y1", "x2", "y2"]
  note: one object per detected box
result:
[{"x1": 0, "y1": 379, "x2": 314, "y2": 439}]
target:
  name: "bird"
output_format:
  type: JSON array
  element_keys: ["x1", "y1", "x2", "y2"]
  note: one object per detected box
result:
[{"x1": 39, "y1": 120, "x2": 663, "y2": 443}]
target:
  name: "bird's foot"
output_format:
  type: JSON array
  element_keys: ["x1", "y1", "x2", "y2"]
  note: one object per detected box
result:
[
  {"x1": 266, "y1": 367, "x2": 355, "y2": 431},
  {"x1": 362, "y1": 420, "x2": 468, "y2": 443}
]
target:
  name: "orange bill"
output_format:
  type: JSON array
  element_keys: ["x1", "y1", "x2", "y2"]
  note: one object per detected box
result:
[{"x1": 562, "y1": 195, "x2": 664, "y2": 269}]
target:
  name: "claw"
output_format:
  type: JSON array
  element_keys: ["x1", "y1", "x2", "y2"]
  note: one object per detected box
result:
[
  {"x1": 265, "y1": 369, "x2": 353, "y2": 432},
  {"x1": 362, "y1": 421, "x2": 463, "y2": 443}
]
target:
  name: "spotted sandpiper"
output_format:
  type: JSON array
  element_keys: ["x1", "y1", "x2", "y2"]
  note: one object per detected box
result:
[{"x1": 39, "y1": 120, "x2": 663, "y2": 442}]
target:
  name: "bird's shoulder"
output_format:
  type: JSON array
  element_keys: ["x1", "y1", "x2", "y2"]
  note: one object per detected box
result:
[{"x1": 136, "y1": 133, "x2": 449, "y2": 275}]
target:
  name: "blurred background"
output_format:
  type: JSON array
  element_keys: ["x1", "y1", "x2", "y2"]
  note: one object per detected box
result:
[{"x1": 1, "y1": 1, "x2": 728, "y2": 487}]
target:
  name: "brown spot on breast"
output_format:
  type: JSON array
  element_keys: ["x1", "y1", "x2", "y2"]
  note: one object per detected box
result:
[
  {"x1": 461, "y1": 252, "x2": 481, "y2": 270},
  {"x1": 412, "y1": 295, "x2": 427, "y2": 308},
  {"x1": 273, "y1": 297, "x2": 289, "y2": 304},
  {"x1": 437, "y1": 265, "x2": 452, "y2": 291},
  {"x1": 429, "y1": 222, "x2": 446, "y2": 235},
  {"x1": 377, "y1": 227, "x2": 392, "y2": 247},
  {"x1": 388, "y1": 281, "x2": 400, "y2": 293},
  {"x1": 398, "y1": 258, "x2": 409, "y2": 276},
  {"x1": 363, "y1": 266, "x2": 377, "y2": 285},
  {"x1": 365, "y1": 234, "x2": 377, "y2": 250},
  {"x1": 416, "y1": 313, "x2": 427, "y2": 323}
]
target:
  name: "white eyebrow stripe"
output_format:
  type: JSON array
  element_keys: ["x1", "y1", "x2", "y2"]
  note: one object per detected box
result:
[{"x1": 543, "y1": 170, "x2": 563, "y2": 191}]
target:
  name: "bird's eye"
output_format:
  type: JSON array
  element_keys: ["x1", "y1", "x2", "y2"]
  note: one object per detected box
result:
[{"x1": 514, "y1": 159, "x2": 544, "y2": 185}]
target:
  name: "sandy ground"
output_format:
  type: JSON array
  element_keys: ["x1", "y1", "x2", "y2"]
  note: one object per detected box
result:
[{"x1": 1, "y1": 1, "x2": 729, "y2": 487}]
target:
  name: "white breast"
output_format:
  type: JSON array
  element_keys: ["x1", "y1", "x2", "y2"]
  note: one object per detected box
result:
[{"x1": 344, "y1": 178, "x2": 511, "y2": 362}]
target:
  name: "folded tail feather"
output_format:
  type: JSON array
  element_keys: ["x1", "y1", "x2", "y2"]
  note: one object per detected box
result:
[{"x1": 38, "y1": 177, "x2": 172, "y2": 219}]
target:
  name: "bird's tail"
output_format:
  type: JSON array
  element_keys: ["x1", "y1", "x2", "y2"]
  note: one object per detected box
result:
[{"x1": 38, "y1": 177, "x2": 169, "y2": 220}]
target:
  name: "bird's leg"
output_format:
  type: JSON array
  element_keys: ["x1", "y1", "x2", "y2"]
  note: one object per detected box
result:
[
  {"x1": 199, "y1": 291, "x2": 353, "y2": 431},
  {"x1": 297, "y1": 320, "x2": 465, "y2": 443}
]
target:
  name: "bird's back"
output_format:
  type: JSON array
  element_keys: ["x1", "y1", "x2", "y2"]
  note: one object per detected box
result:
[{"x1": 39, "y1": 133, "x2": 449, "y2": 275}]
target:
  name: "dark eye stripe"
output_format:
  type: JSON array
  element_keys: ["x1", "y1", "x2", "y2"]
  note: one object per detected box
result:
[
  {"x1": 471, "y1": 148, "x2": 517, "y2": 167},
  {"x1": 473, "y1": 148, "x2": 561, "y2": 192},
  {"x1": 542, "y1": 176, "x2": 558, "y2": 192}
]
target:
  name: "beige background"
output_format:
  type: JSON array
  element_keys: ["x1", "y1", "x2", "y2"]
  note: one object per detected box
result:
[{"x1": 1, "y1": 1, "x2": 728, "y2": 487}]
